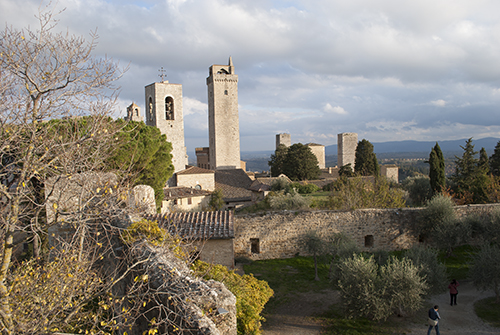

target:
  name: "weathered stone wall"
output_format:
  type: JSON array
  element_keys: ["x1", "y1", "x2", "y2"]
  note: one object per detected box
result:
[
  {"x1": 381, "y1": 165, "x2": 399, "y2": 183},
  {"x1": 207, "y1": 59, "x2": 240, "y2": 170},
  {"x1": 276, "y1": 133, "x2": 291, "y2": 149},
  {"x1": 177, "y1": 172, "x2": 215, "y2": 191},
  {"x1": 200, "y1": 239, "x2": 235, "y2": 269},
  {"x1": 234, "y1": 204, "x2": 500, "y2": 260},
  {"x1": 145, "y1": 81, "x2": 188, "y2": 173},
  {"x1": 307, "y1": 144, "x2": 325, "y2": 169}
]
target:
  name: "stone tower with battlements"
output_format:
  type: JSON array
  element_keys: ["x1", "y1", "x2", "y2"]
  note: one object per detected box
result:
[
  {"x1": 338, "y1": 132, "x2": 358, "y2": 168},
  {"x1": 125, "y1": 102, "x2": 143, "y2": 122},
  {"x1": 145, "y1": 80, "x2": 188, "y2": 174},
  {"x1": 206, "y1": 57, "x2": 240, "y2": 170},
  {"x1": 276, "y1": 133, "x2": 291, "y2": 149}
]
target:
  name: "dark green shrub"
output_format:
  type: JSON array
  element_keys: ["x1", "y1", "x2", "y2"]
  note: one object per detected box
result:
[
  {"x1": 417, "y1": 194, "x2": 456, "y2": 241},
  {"x1": 298, "y1": 183, "x2": 320, "y2": 194},
  {"x1": 402, "y1": 175, "x2": 432, "y2": 207}
]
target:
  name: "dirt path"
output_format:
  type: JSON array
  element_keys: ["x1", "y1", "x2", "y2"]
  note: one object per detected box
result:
[
  {"x1": 261, "y1": 290, "x2": 338, "y2": 335},
  {"x1": 261, "y1": 281, "x2": 500, "y2": 335},
  {"x1": 405, "y1": 281, "x2": 499, "y2": 335}
]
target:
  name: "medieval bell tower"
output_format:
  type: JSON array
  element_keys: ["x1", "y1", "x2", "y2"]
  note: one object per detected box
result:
[
  {"x1": 145, "y1": 78, "x2": 188, "y2": 174},
  {"x1": 206, "y1": 57, "x2": 241, "y2": 170}
]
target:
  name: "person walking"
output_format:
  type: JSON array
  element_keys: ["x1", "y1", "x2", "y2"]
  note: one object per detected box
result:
[
  {"x1": 427, "y1": 305, "x2": 441, "y2": 335},
  {"x1": 448, "y1": 279, "x2": 459, "y2": 306}
]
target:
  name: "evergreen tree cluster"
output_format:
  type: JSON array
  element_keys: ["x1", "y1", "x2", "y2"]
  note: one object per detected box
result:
[
  {"x1": 354, "y1": 139, "x2": 380, "y2": 176},
  {"x1": 268, "y1": 143, "x2": 321, "y2": 181}
]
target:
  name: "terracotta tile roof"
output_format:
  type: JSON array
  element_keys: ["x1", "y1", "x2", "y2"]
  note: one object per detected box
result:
[
  {"x1": 146, "y1": 211, "x2": 234, "y2": 240},
  {"x1": 215, "y1": 169, "x2": 252, "y2": 202},
  {"x1": 163, "y1": 186, "x2": 212, "y2": 200},
  {"x1": 175, "y1": 165, "x2": 214, "y2": 175}
]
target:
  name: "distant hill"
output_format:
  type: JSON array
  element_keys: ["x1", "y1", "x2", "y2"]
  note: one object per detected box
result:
[
  {"x1": 324, "y1": 137, "x2": 500, "y2": 156},
  {"x1": 240, "y1": 137, "x2": 500, "y2": 172}
]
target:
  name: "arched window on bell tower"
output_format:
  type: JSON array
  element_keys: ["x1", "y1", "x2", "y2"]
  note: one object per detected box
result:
[
  {"x1": 165, "y1": 97, "x2": 174, "y2": 120},
  {"x1": 148, "y1": 97, "x2": 153, "y2": 120}
]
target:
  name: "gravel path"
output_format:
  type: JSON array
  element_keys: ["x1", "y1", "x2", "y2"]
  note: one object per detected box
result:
[
  {"x1": 405, "y1": 281, "x2": 499, "y2": 335},
  {"x1": 261, "y1": 281, "x2": 499, "y2": 335}
]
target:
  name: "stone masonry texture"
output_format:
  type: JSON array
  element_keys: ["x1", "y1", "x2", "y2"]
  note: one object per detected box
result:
[
  {"x1": 233, "y1": 204, "x2": 500, "y2": 260},
  {"x1": 338, "y1": 132, "x2": 358, "y2": 168}
]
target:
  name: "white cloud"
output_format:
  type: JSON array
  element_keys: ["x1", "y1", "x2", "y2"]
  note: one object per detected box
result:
[
  {"x1": 2, "y1": 0, "x2": 500, "y2": 153},
  {"x1": 430, "y1": 99, "x2": 447, "y2": 107},
  {"x1": 323, "y1": 104, "x2": 348, "y2": 115}
]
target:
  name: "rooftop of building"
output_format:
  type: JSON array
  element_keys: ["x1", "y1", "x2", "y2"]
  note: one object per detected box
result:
[
  {"x1": 145, "y1": 211, "x2": 234, "y2": 240},
  {"x1": 175, "y1": 165, "x2": 214, "y2": 175},
  {"x1": 163, "y1": 186, "x2": 212, "y2": 200},
  {"x1": 215, "y1": 169, "x2": 252, "y2": 202}
]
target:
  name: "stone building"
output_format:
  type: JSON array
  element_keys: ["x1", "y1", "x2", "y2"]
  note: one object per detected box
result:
[
  {"x1": 276, "y1": 133, "x2": 291, "y2": 149},
  {"x1": 338, "y1": 132, "x2": 358, "y2": 168},
  {"x1": 215, "y1": 169, "x2": 253, "y2": 209},
  {"x1": 125, "y1": 102, "x2": 143, "y2": 122},
  {"x1": 306, "y1": 143, "x2": 325, "y2": 169},
  {"x1": 381, "y1": 164, "x2": 399, "y2": 183},
  {"x1": 145, "y1": 80, "x2": 188, "y2": 174},
  {"x1": 207, "y1": 57, "x2": 240, "y2": 170},
  {"x1": 195, "y1": 147, "x2": 210, "y2": 170},
  {"x1": 161, "y1": 187, "x2": 212, "y2": 213},
  {"x1": 175, "y1": 165, "x2": 215, "y2": 191},
  {"x1": 147, "y1": 211, "x2": 235, "y2": 269}
]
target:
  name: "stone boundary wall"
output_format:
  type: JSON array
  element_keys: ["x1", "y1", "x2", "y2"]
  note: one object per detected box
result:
[{"x1": 234, "y1": 204, "x2": 500, "y2": 260}]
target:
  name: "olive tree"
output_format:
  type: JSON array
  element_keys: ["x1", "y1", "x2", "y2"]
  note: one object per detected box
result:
[
  {"x1": 470, "y1": 244, "x2": 500, "y2": 303},
  {"x1": 300, "y1": 230, "x2": 325, "y2": 281},
  {"x1": 335, "y1": 254, "x2": 427, "y2": 320}
]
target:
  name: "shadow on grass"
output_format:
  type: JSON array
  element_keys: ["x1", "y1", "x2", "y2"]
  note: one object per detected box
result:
[{"x1": 474, "y1": 296, "x2": 500, "y2": 328}]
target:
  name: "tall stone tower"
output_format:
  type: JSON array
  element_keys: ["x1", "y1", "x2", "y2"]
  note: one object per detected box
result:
[
  {"x1": 276, "y1": 133, "x2": 291, "y2": 149},
  {"x1": 338, "y1": 132, "x2": 358, "y2": 168},
  {"x1": 206, "y1": 57, "x2": 240, "y2": 170},
  {"x1": 125, "y1": 102, "x2": 143, "y2": 122},
  {"x1": 145, "y1": 80, "x2": 188, "y2": 174}
]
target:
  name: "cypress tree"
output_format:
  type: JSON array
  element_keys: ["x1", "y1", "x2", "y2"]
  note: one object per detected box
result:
[
  {"x1": 429, "y1": 142, "x2": 445, "y2": 195},
  {"x1": 479, "y1": 147, "x2": 490, "y2": 174},
  {"x1": 490, "y1": 141, "x2": 500, "y2": 176},
  {"x1": 354, "y1": 139, "x2": 378, "y2": 176}
]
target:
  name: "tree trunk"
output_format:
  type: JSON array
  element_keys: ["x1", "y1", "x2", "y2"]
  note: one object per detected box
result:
[{"x1": 314, "y1": 254, "x2": 320, "y2": 281}]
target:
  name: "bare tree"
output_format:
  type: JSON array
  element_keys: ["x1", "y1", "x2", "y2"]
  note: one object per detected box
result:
[{"x1": 0, "y1": 5, "x2": 126, "y2": 333}]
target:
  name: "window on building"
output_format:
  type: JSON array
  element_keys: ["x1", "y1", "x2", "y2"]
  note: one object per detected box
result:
[
  {"x1": 224, "y1": 90, "x2": 228, "y2": 95},
  {"x1": 148, "y1": 97, "x2": 153, "y2": 120},
  {"x1": 135, "y1": 108, "x2": 139, "y2": 116},
  {"x1": 188, "y1": 197, "x2": 192, "y2": 205},
  {"x1": 364, "y1": 235, "x2": 374, "y2": 248},
  {"x1": 173, "y1": 199, "x2": 178, "y2": 205},
  {"x1": 165, "y1": 96, "x2": 174, "y2": 120},
  {"x1": 250, "y1": 238, "x2": 260, "y2": 254}
]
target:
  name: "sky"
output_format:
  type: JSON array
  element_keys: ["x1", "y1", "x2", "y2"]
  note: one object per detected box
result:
[{"x1": 2, "y1": 0, "x2": 500, "y2": 157}]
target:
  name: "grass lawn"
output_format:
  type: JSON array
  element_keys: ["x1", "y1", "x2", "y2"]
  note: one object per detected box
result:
[
  {"x1": 243, "y1": 255, "x2": 409, "y2": 334},
  {"x1": 438, "y1": 244, "x2": 479, "y2": 280},
  {"x1": 474, "y1": 296, "x2": 500, "y2": 328},
  {"x1": 243, "y1": 245, "x2": 489, "y2": 334},
  {"x1": 243, "y1": 256, "x2": 331, "y2": 311}
]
